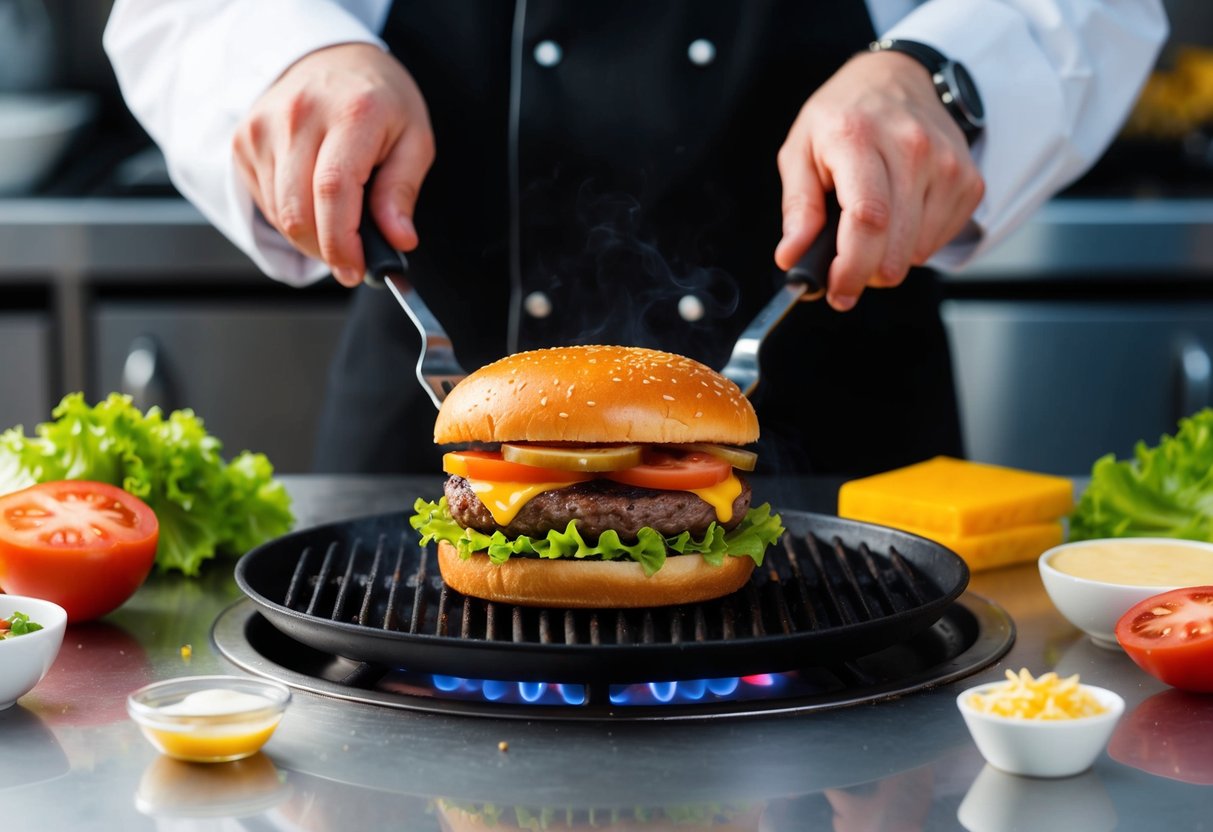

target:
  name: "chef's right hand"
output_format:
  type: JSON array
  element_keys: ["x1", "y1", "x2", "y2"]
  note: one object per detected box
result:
[{"x1": 233, "y1": 43, "x2": 435, "y2": 286}]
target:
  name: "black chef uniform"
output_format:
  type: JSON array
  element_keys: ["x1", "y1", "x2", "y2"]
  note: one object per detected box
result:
[{"x1": 313, "y1": 0, "x2": 964, "y2": 477}]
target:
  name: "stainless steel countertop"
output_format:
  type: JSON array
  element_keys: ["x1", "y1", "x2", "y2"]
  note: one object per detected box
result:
[
  {"x1": 2, "y1": 476, "x2": 1209, "y2": 831},
  {"x1": 4, "y1": 196, "x2": 1213, "y2": 279}
]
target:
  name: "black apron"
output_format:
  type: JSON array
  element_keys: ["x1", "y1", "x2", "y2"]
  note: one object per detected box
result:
[{"x1": 313, "y1": 0, "x2": 963, "y2": 477}]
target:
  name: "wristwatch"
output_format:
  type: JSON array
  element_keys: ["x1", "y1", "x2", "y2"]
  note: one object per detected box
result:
[{"x1": 869, "y1": 39, "x2": 985, "y2": 145}]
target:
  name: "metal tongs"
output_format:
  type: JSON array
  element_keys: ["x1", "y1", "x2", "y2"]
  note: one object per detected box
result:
[
  {"x1": 720, "y1": 194, "x2": 841, "y2": 397},
  {"x1": 360, "y1": 210, "x2": 467, "y2": 409}
]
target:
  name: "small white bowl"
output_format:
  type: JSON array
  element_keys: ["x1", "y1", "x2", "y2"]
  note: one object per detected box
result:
[
  {"x1": 1038, "y1": 537, "x2": 1213, "y2": 649},
  {"x1": 0, "y1": 595, "x2": 68, "y2": 710},
  {"x1": 956, "y1": 682, "x2": 1125, "y2": 778},
  {"x1": 127, "y1": 676, "x2": 291, "y2": 763}
]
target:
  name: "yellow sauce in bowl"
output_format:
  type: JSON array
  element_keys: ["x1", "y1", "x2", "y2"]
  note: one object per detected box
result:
[
  {"x1": 143, "y1": 718, "x2": 283, "y2": 763},
  {"x1": 1050, "y1": 541, "x2": 1213, "y2": 587}
]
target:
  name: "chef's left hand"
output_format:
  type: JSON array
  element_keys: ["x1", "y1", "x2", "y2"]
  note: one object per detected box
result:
[{"x1": 774, "y1": 51, "x2": 984, "y2": 312}]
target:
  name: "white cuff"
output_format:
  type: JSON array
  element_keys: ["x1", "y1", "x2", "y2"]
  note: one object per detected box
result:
[
  {"x1": 106, "y1": 0, "x2": 388, "y2": 285},
  {"x1": 881, "y1": 0, "x2": 1166, "y2": 271}
]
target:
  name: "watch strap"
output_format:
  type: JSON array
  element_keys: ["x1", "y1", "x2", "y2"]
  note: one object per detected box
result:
[{"x1": 869, "y1": 38, "x2": 984, "y2": 145}]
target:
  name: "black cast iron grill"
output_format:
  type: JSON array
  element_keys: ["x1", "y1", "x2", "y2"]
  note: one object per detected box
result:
[{"x1": 235, "y1": 510, "x2": 969, "y2": 685}]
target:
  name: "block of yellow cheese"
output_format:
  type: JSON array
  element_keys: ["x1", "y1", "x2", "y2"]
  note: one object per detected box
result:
[
  {"x1": 838, "y1": 456, "x2": 1073, "y2": 537},
  {"x1": 891, "y1": 521, "x2": 1065, "y2": 572}
]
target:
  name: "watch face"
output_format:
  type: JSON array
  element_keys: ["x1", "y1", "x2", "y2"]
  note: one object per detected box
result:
[{"x1": 951, "y1": 62, "x2": 985, "y2": 124}]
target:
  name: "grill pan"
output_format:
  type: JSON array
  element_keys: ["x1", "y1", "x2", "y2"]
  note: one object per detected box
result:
[{"x1": 234, "y1": 509, "x2": 968, "y2": 684}]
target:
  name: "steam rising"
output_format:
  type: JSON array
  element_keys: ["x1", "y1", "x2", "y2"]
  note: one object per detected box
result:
[{"x1": 546, "y1": 184, "x2": 740, "y2": 358}]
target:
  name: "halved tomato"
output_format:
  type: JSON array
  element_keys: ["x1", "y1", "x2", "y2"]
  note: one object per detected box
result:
[
  {"x1": 1115, "y1": 586, "x2": 1213, "y2": 693},
  {"x1": 0, "y1": 481, "x2": 160, "y2": 622},
  {"x1": 443, "y1": 451, "x2": 592, "y2": 484},
  {"x1": 604, "y1": 450, "x2": 732, "y2": 491}
]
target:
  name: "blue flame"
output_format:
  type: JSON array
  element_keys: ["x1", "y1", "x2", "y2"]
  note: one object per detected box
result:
[
  {"x1": 558, "y1": 684, "x2": 586, "y2": 705},
  {"x1": 483, "y1": 680, "x2": 510, "y2": 701},
  {"x1": 518, "y1": 682, "x2": 547, "y2": 703},
  {"x1": 423, "y1": 672, "x2": 789, "y2": 706},
  {"x1": 706, "y1": 677, "x2": 740, "y2": 696},
  {"x1": 432, "y1": 675, "x2": 462, "y2": 692}
]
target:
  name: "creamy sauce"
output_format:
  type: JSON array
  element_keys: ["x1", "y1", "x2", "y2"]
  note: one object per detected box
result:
[
  {"x1": 1051, "y1": 541, "x2": 1213, "y2": 586},
  {"x1": 159, "y1": 689, "x2": 275, "y2": 717}
]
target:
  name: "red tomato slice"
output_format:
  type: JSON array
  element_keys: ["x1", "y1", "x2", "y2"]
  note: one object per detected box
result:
[
  {"x1": 0, "y1": 481, "x2": 159, "y2": 622},
  {"x1": 443, "y1": 451, "x2": 592, "y2": 484},
  {"x1": 1115, "y1": 586, "x2": 1213, "y2": 693},
  {"x1": 605, "y1": 450, "x2": 732, "y2": 490}
]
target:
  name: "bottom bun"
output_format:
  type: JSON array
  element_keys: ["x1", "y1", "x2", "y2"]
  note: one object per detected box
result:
[{"x1": 436, "y1": 541, "x2": 755, "y2": 608}]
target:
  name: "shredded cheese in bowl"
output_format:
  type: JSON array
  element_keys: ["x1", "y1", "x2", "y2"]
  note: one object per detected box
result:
[{"x1": 966, "y1": 668, "x2": 1108, "y2": 720}]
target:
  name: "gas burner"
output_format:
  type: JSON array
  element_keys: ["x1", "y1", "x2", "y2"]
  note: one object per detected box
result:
[{"x1": 212, "y1": 594, "x2": 1013, "y2": 720}]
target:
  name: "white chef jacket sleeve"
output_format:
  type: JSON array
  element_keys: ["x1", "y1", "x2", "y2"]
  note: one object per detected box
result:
[
  {"x1": 103, "y1": 0, "x2": 391, "y2": 286},
  {"x1": 880, "y1": 0, "x2": 1167, "y2": 271}
]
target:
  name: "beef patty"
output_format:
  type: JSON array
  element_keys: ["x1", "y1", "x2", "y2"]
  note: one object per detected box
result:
[{"x1": 444, "y1": 475, "x2": 752, "y2": 541}]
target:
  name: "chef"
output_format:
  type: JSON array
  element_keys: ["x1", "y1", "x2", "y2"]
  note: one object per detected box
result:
[{"x1": 104, "y1": 1, "x2": 1164, "y2": 476}]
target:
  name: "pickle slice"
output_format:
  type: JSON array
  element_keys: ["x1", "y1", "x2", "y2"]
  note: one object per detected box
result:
[
  {"x1": 671, "y1": 443, "x2": 758, "y2": 471},
  {"x1": 500, "y1": 443, "x2": 644, "y2": 472}
]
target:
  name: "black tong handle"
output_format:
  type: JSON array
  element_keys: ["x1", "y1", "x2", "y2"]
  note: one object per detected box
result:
[
  {"x1": 358, "y1": 173, "x2": 409, "y2": 285},
  {"x1": 786, "y1": 192, "x2": 841, "y2": 300}
]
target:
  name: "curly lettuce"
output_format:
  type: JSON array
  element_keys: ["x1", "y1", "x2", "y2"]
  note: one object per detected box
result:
[
  {"x1": 1071, "y1": 408, "x2": 1213, "y2": 541},
  {"x1": 410, "y1": 496, "x2": 783, "y2": 576},
  {"x1": 0, "y1": 393, "x2": 293, "y2": 576}
]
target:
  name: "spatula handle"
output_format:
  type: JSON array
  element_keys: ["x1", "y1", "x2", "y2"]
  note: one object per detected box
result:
[
  {"x1": 786, "y1": 191, "x2": 841, "y2": 301},
  {"x1": 358, "y1": 172, "x2": 410, "y2": 285}
]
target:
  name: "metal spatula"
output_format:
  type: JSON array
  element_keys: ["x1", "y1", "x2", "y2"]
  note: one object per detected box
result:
[
  {"x1": 720, "y1": 193, "x2": 841, "y2": 397},
  {"x1": 359, "y1": 210, "x2": 467, "y2": 410}
]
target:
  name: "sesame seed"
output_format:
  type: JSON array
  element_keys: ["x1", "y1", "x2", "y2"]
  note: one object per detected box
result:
[
  {"x1": 558, "y1": 412, "x2": 569, "y2": 418},
  {"x1": 540, "y1": 397, "x2": 548, "y2": 406},
  {"x1": 663, "y1": 395, "x2": 675, "y2": 401},
  {"x1": 567, "y1": 384, "x2": 575, "y2": 398},
  {"x1": 695, "y1": 411, "x2": 703, "y2": 417},
  {"x1": 612, "y1": 377, "x2": 622, "y2": 382},
  {"x1": 587, "y1": 401, "x2": 596, "y2": 407},
  {"x1": 696, "y1": 392, "x2": 703, "y2": 398},
  {"x1": 642, "y1": 379, "x2": 650, "y2": 384}
]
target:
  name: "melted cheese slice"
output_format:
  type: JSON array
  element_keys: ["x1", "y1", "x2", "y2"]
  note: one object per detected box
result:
[
  {"x1": 688, "y1": 474, "x2": 742, "y2": 524},
  {"x1": 468, "y1": 478, "x2": 586, "y2": 526}
]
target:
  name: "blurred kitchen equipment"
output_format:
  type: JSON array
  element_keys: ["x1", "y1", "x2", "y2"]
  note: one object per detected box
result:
[
  {"x1": 359, "y1": 208, "x2": 467, "y2": 409},
  {"x1": 0, "y1": 92, "x2": 96, "y2": 194},
  {"x1": 0, "y1": 0, "x2": 53, "y2": 91},
  {"x1": 721, "y1": 194, "x2": 839, "y2": 397}
]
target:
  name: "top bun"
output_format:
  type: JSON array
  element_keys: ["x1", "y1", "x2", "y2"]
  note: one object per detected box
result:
[{"x1": 435, "y1": 346, "x2": 758, "y2": 445}]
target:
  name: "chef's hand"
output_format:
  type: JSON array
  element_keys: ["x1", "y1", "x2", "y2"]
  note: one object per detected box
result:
[
  {"x1": 775, "y1": 51, "x2": 984, "y2": 311},
  {"x1": 233, "y1": 43, "x2": 435, "y2": 286}
]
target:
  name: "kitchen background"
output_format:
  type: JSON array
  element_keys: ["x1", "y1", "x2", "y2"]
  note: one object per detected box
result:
[{"x1": 3, "y1": 0, "x2": 1213, "y2": 475}]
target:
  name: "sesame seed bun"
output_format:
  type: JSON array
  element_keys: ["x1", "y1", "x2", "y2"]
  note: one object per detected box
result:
[{"x1": 434, "y1": 345, "x2": 758, "y2": 446}]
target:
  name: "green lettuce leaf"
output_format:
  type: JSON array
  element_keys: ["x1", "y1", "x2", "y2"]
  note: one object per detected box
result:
[
  {"x1": 0, "y1": 393, "x2": 293, "y2": 576},
  {"x1": 410, "y1": 496, "x2": 784, "y2": 576},
  {"x1": 1071, "y1": 408, "x2": 1213, "y2": 541}
]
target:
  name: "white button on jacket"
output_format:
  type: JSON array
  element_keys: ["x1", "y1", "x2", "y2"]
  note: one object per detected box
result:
[{"x1": 103, "y1": 0, "x2": 1167, "y2": 288}]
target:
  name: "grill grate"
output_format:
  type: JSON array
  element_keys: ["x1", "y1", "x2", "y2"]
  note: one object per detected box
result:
[
  {"x1": 236, "y1": 510, "x2": 968, "y2": 684},
  {"x1": 280, "y1": 530, "x2": 933, "y2": 647}
]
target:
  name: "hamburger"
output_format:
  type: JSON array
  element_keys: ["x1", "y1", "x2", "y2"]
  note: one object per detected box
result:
[{"x1": 410, "y1": 345, "x2": 784, "y2": 607}]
